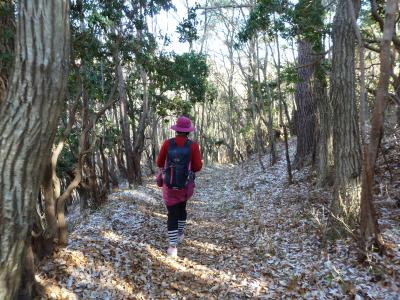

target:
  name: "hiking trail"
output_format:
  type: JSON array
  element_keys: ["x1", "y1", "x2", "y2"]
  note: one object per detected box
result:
[{"x1": 36, "y1": 142, "x2": 400, "y2": 299}]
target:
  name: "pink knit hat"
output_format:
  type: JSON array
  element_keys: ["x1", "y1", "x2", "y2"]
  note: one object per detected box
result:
[{"x1": 170, "y1": 116, "x2": 195, "y2": 132}]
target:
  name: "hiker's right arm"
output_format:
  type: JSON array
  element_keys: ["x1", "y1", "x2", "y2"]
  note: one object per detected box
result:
[{"x1": 157, "y1": 140, "x2": 169, "y2": 168}]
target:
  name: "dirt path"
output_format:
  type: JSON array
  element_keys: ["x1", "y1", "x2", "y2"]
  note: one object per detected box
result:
[{"x1": 36, "y1": 147, "x2": 400, "y2": 299}]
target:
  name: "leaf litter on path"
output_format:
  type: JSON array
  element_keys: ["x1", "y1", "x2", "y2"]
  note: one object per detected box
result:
[{"x1": 36, "y1": 139, "x2": 400, "y2": 299}]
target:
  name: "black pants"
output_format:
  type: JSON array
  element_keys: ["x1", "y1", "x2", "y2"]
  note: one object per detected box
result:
[{"x1": 167, "y1": 201, "x2": 187, "y2": 231}]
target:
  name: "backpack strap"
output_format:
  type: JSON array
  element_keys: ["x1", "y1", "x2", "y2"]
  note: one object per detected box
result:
[
  {"x1": 186, "y1": 139, "x2": 192, "y2": 170},
  {"x1": 167, "y1": 138, "x2": 176, "y2": 163},
  {"x1": 185, "y1": 139, "x2": 192, "y2": 147}
]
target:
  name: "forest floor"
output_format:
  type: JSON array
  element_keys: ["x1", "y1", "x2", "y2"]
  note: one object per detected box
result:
[{"x1": 36, "y1": 136, "x2": 400, "y2": 299}]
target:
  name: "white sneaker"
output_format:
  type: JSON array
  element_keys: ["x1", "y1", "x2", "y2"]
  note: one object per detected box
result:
[
  {"x1": 167, "y1": 246, "x2": 177, "y2": 258},
  {"x1": 177, "y1": 233, "x2": 184, "y2": 244}
]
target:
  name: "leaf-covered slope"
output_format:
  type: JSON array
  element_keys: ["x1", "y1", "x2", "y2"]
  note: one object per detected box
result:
[{"x1": 36, "y1": 140, "x2": 400, "y2": 299}]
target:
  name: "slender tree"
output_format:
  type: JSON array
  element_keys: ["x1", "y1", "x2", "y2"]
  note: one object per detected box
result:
[
  {"x1": 359, "y1": 0, "x2": 398, "y2": 255},
  {"x1": 115, "y1": 46, "x2": 136, "y2": 186}
]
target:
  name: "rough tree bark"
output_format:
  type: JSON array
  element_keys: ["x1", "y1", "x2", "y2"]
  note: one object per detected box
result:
[
  {"x1": 150, "y1": 114, "x2": 160, "y2": 166},
  {"x1": 115, "y1": 51, "x2": 136, "y2": 186},
  {"x1": 0, "y1": 0, "x2": 14, "y2": 103},
  {"x1": 294, "y1": 39, "x2": 316, "y2": 169},
  {"x1": 109, "y1": 148, "x2": 120, "y2": 191},
  {"x1": 359, "y1": 0, "x2": 398, "y2": 254},
  {"x1": 329, "y1": 0, "x2": 362, "y2": 235},
  {"x1": 314, "y1": 54, "x2": 332, "y2": 187},
  {"x1": 0, "y1": 1, "x2": 70, "y2": 299},
  {"x1": 86, "y1": 152, "x2": 101, "y2": 206},
  {"x1": 131, "y1": 67, "x2": 150, "y2": 185},
  {"x1": 80, "y1": 90, "x2": 91, "y2": 210},
  {"x1": 99, "y1": 138, "x2": 111, "y2": 196}
]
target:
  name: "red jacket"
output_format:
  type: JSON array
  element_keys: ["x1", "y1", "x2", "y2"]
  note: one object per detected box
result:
[
  {"x1": 157, "y1": 136, "x2": 202, "y2": 172},
  {"x1": 156, "y1": 136, "x2": 202, "y2": 207}
]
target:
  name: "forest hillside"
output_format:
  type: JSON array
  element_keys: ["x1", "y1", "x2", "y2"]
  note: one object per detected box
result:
[{"x1": 0, "y1": 0, "x2": 399, "y2": 299}]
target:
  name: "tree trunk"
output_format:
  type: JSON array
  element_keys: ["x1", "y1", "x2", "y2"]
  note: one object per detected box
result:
[
  {"x1": 267, "y1": 95, "x2": 277, "y2": 165},
  {"x1": 56, "y1": 83, "x2": 116, "y2": 245},
  {"x1": 99, "y1": 138, "x2": 110, "y2": 195},
  {"x1": 262, "y1": 38, "x2": 277, "y2": 165},
  {"x1": 38, "y1": 158, "x2": 59, "y2": 256},
  {"x1": 81, "y1": 91, "x2": 91, "y2": 212},
  {"x1": 117, "y1": 144, "x2": 128, "y2": 179},
  {"x1": 151, "y1": 114, "x2": 159, "y2": 165},
  {"x1": 57, "y1": 133, "x2": 86, "y2": 246},
  {"x1": 87, "y1": 152, "x2": 100, "y2": 206},
  {"x1": 315, "y1": 57, "x2": 332, "y2": 186},
  {"x1": 274, "y1": 18, "x2": 293, "y2": 184},
  {"x1": 240, "y1": 46, "x2": 265, "y2": 171},
  {"x1": 237, "y1": 49, "x2": 264, "y2": 169},
  {"x1": 294, "y1": 39, "x2": 316, "y2": 169},
  {"x1": 359, "y1": 0, "x2": 398, "y2": 254},
  {"x1": 0, "y1": 1, "x2": 69, "y2": 299},
  {"x1": 226, "y1": 28, "x2": 237, "y2": 163},
  {"x1": 0, "y1": 0, "x2": 14, "y2": 104},
  {"x1": 39, "y1": 91, "x2": 80, "y2": 250},
  {"x1": 17, "y1": 243, "x2": 35, "y2": 299},
  {"x1": 330, "y1": 0, "x2": 362, "y2": 235},
  {"x1": 37, "y1": 92, "x2": 79, "y2": 253},
  {"x1": 109, "y1": 148, "x2": 120, "y2": 191},
  {"x1": 116, "y1": 55, "x2": 135, "y2": 186},
  {"x1": 131, "y1": 68, "x2": 150, "y2": 185}
]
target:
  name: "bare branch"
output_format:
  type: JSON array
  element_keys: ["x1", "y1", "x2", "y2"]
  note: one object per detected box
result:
[
  {"x1": 364, "y1": 43, "x2": 380, "y2": 53},
  {"x1": 370, "y1": 0, "x2": 400, "y2": 51},
  {"x1": 388, "y1": 93, "x2": 400, "y2": 105},
  {"x1": 94, "y1": 81, "x2": 118, "y2": 121}
]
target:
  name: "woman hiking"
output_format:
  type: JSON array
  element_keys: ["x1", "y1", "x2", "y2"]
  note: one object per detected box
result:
[{"x1": 156, "y1": 116, "x2": 202, "y2": 257}]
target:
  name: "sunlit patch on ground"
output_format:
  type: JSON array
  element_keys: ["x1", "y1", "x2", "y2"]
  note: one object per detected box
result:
[{"x1": 101, "y1": 230, "x2": 124, "y2": 242}]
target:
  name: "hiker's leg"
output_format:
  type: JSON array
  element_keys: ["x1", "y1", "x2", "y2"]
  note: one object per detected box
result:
[
  {"x1": 177, "y1": 201, "x2": 187, "y2": 236},
  {"x1": 166, "y1": 204, "x2": 179, "y2": 246}
]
